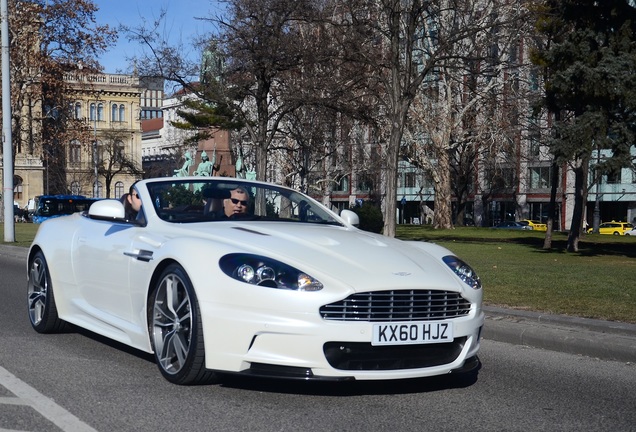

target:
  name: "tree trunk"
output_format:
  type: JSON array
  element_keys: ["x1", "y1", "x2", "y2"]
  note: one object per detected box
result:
[
  {"x1": 382, "y1": 122, "x2": 402, "y2": 238},
  {"x1": 567, "y1": 155, "x2": 589, "y2": 252},
  {"x1": 433, "y1": 148, "x2": 453, "y2": 229}
]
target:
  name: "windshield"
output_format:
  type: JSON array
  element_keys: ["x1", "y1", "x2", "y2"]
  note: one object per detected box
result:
[{"x1": 145, "y1": 179, "x2": 342, "y2": 225}]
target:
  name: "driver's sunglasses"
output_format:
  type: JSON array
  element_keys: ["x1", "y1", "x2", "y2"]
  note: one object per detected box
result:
[{"x1": 230, "y1": 198, "x2": 248, "y2": 206}]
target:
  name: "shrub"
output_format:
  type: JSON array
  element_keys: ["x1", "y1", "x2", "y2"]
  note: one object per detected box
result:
[{"x1": 352, "y1": 202, "x2": 384, "y2": 233}]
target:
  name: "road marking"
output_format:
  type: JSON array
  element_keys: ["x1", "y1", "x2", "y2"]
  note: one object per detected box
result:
[{"x1": 0, "y1": 365, "x2": 98, "y2": 432}]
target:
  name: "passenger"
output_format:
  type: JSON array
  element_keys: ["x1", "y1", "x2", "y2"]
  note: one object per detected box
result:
[
  {"x1": 124, "y1": 183, "x2": 142, "y2": 221},
  {"x1": 224, "y1": 187, "x2": 250, "y2": 218}
]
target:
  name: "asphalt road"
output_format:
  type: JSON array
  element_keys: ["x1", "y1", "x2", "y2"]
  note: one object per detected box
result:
[{"x1": 1, "y1": 248, "x2": 635, "y2": 432}]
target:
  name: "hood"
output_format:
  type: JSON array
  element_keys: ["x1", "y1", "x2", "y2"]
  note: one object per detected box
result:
[{"x1": 174, "y1": 221, "x2": 462, "y2": 293}]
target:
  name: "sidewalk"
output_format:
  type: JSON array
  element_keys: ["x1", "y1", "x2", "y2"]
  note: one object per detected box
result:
[
  {"x1": 483, "y1": 306, "x2": 636, "y2": 363},
  {"x1": 2, "y1": 243, "x2": 635, "y2": 363}
]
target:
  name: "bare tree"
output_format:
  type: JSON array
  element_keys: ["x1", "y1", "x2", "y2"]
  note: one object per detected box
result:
[
  {"x1": 5, "y1": 0, "x2": 115, "y2": 157},
  {"x1": 97, "y1": 129, "x2": 143, "y2": 198},
  {"x1": 322, "y1": 0, "x2": 516, "y2": 236}
]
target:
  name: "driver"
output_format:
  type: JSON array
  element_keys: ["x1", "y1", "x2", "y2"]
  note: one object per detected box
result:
[{"x1": 224, "y1": 187, "x2": 250, "y2": 218}]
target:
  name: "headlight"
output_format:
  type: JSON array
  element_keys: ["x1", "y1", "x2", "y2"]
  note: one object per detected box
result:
[
  {"x1": 219, "y1": 254, "x2": 323, "y2": 291},
  {"x1": 442, "y1": 256, "x2": 481, "y2": 290}
]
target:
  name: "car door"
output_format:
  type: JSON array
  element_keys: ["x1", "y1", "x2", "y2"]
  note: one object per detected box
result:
[{"x1": 71, "y1": 216, "x2": 138, "y2": 323}]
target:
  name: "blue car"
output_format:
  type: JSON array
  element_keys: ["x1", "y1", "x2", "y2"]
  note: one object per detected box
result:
[{"x1": 31, "y1": 195, "x2": 101, "y2": 224}]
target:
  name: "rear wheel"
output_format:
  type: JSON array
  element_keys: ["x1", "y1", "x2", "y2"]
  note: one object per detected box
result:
[
  {"x1": 149, "y1": 264, "x2": 216, "y2": 385},
  {"x1": 27, "y1": 251, "x2": 68, "y2": 333}
]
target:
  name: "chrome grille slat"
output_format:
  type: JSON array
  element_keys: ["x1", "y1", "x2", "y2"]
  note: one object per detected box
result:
[{"x1": 320, "y1": 290, "x2": 471, "y2": 321}]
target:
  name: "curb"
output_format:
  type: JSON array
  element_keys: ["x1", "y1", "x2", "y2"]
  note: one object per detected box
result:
[{"x1": 483, "y1": 306, "x2": 636, "y2": 363}]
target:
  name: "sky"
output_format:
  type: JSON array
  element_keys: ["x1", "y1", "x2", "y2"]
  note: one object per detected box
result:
[{"x1": 93, "y1": 0, "x2": 223, "y2": 74}]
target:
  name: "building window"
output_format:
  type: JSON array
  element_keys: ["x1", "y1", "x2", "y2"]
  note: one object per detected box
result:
[
  {"x1": 605, "y1": 169, "x2": 621, "y2": 184},
  {"x1": 112, "y1": 104, "x2": 125, "y2": 122},
  {"x1": 115, "y1": 181, "x2": 124, "y2": 199},
  {"x1": 114, "y1": 140, "x2": 125, "y2": 162},
  {"x1": 89, "y1": 103, "x2": 104, "y2": 121},
  {"x1": 529, "y1": 166, "x2": 551, "y2": 189},
  {"x1": 13, "y1": 176, "x2": 23, "y2": 200},
  {"x1": 74, "y1": 102, "x2": 82, "y2": 119},
  {"x1": 333, "y1": 175, "x2": 349, "y2": 192},
  {"x1": 357, "y1": 173, "x2": 373, "y2": 192},
  {"x1": 69, "y1": 139, "x2": 81, "y2": 163},
  {"x1": 487, "y1": 167, "x2": 515, "y2": 190},
  {"x1": 405, "y1": 172, "x2": 416, "y2": 188},
  {"x1": 528, "y1": 125, "x2": 540, "y2": 158},
  {"x1": 71, "y1": 181, "x2": 81, "y2": 195}
]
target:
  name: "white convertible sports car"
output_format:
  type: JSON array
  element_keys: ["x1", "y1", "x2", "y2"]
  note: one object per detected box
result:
[{"x1": 27, "y1": 177, "x2": 484, "y2": 385}]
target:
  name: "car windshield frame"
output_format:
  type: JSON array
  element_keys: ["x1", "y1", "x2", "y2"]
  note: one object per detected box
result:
[{"x1": 144, "y1": 178, "x2": 343, "y2": 226}]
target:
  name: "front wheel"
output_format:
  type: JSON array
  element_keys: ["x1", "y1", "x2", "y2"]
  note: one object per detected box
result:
[
  {"x1": 149, "y1": 264, "x2": 216, "y2": 385},
  {"x1": 27, "y1": 251, "x2": 68, "y2": 333}
]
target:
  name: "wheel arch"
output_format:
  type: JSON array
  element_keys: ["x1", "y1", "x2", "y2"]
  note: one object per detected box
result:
[
  {"x1": 27, "y1": 244, "x2": 43, "y2": 267},
  {"x1": 146, "y1": 258, "x2": 181, "y2": 306}
]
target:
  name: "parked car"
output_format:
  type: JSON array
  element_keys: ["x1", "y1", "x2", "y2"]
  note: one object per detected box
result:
[
  {"x1": 586, "y1": 221, "x2": 634, "y2": 235},
  {"x1": 621, "y1": 227, "x2": 636, "y2": 236},
  {"x1": 31, "y1": 195, "x2": 101, "y2": 224},
  {"x1": 27, "y1": 177, "x2": 483, "y2": 385},
  {"x1": 494, "y1": 221, "x2": 533, "y2": 230},
  {"x1": 518, "y1": 219, "x2": 547, "y2": 232}
]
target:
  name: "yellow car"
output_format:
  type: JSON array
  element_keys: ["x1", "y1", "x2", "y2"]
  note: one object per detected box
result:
[
  {"x1": 586, "y1": 221, "x2": 634, "y2": 235},
  {"x1": 518, "y1": 219, "x2": 547, "y2": 232}
]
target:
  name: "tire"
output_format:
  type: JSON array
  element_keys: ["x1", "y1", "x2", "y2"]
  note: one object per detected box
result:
[
  {"x1": 613, "y1": 232, "x2": 620, "y2": 235},
  {"x1": 27, "y1": 251, "x2": 68, "y2": 333},
  {"x1": 149, "y1": 264, "x2": 216, "y2": 385}
]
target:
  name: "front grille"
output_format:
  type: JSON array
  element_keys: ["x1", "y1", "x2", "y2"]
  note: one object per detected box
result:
[{"x1": 320, "y1": 290, "x2": 471, "y2": 322}]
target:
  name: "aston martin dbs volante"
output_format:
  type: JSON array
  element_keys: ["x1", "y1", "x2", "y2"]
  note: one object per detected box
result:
[{"x1": 27, "y1": 177, "x2": 484, "y2": 385}]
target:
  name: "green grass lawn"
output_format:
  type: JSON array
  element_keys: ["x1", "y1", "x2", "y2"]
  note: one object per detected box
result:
[
  {"x1": 2, "y1": 222, "x2": 635, "y2": 323},
  {"x1": 397, "y1": 225, "x2": 636, "y2": 323}
]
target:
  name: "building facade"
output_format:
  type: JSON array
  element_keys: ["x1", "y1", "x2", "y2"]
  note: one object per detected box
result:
[{"x1": 60, "y1": 72, "x2": 143, "y2": 199}]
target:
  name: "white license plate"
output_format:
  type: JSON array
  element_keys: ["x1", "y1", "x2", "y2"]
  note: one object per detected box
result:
[{"x1": 371, "y1": 321, "x2": 453, "y2": 346}]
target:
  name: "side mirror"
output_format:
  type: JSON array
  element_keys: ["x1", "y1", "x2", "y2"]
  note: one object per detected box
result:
[
  {"x1": 88, "y1": 199, "x2": 125, "y2": 220},
  {"x1": 340, "y1": 209, "x2": 360, "y2": 227}
]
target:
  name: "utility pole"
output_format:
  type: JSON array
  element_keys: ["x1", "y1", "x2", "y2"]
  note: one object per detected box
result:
[
  {"x1": 93, "y1": 99, "x2": 98, "y2": 197},
  {"x1": 2, "y1": 0, "x2": 15, "y2": 242},
  {"x1": 92, "y1": 90, "x2": 103, "y2": 198},
  {"x1": 592, "y1": 146, "x2": 601, "y2": 234}
]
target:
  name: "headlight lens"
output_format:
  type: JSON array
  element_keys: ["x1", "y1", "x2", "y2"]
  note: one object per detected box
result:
[
  {"x1": 443, "y1": 256, "x2": 481, "y2": 290},
  {"x1": 220, "y1": 254, "x2": 323, "y2": 291}
]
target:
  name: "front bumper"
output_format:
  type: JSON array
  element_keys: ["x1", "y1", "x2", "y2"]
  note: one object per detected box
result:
[{"x1": 199, "y1": 302, "x2": 484, "y2": 381}]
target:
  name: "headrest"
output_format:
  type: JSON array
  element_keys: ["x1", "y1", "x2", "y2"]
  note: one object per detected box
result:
[{"x1": 202, "y1": 187, "x2": 231, "y2": 199}]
